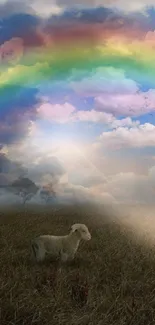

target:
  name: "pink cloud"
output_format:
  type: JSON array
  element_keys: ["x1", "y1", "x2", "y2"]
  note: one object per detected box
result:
[
  {"x1": 37, "y1": 102, "x2": 140, "y2": 128},
  {"x1": 37, "y1": 102, "x2": 76, "y2": 123},
  {"x1": 0, "y1": 37, "x2": 24, "y2": 64},
  {"x1": 38, "y1": 102, "x2": 140, "y2": 128},
  {"x1": 70, "y1": 67, "x2": 155, "y2": 117},
  {"x1": 95, "y1": 89, "x2": 155, "y2": 117},
  {"x1": 144, "y1": 31, "x2": 155, "y2": 49}
]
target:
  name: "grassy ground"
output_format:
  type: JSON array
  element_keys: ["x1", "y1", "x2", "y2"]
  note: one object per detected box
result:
[{"x1": 1, "y1": 204, "x2": 155, "y2": 324}]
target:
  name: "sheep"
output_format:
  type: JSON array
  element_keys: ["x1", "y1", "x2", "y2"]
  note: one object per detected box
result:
[{"x1": 31, "y1": 223, "x2": 91, "y2": 263}]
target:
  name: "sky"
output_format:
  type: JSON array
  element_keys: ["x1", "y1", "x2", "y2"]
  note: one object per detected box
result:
[{"x1": 1, "y1": 0, "x2": 155, "y2": 205}]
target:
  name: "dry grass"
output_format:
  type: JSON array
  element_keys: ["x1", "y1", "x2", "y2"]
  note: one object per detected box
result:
[{"x1": 0, "y1": 204, "x2": 155, "y2": 324}]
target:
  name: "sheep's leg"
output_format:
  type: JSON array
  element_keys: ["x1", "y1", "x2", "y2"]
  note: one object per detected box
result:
[
  {"x1": 31, "y1": 241, "x2": 44, "y2": 262},
  {"x1": 31, "y1": 242, "x2": 39, "y2": 261},
  {"x1": 36, "y1": 247, "x2": 46, "y2": 263}
]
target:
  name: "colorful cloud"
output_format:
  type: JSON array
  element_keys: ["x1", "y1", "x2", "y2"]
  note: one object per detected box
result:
[{"x1": 1, "y1": 2, "x2": 155, "y2": 205}]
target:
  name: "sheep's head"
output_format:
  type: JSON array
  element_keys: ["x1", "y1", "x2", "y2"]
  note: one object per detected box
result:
[{"x1": 70, "y1": 224, "x2": 91, "y2": 241}]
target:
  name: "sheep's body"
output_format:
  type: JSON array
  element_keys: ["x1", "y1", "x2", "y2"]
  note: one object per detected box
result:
[{"x1": 31, "y1": 223, "x2": 91, "y2": 263}]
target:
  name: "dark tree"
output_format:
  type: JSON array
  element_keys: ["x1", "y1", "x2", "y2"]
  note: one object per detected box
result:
[{"x1": 11, "y1": 177, "x2": 38, "y2": 205}]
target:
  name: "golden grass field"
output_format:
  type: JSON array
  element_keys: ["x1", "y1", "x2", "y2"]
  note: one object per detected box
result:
[{"x1": 1, "y1": 204, "x2": 155, "y2": 325}]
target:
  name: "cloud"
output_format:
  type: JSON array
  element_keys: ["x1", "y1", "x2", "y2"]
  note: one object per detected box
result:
[
  {"x1": 53, "y1": 0, "x2": 155, "y2": 13},
  {"x1": 70, "y1": 67, "x2": 138, "y2": 97},
  {"x1": 95, "y1": 89, "x2": 155, "y2": 117},
  {"x1": 0, "y1": 148, "x2": 68, "y2": 205},
  {"x1": 98, "y1": 123, "x2": 155, "y2": 149},
  {"x1": 0, "y1": 0, "x2": 153, "y2": 45},
  {"x1": 4, "y1": 134, "x2": 107, "y2": 200},
  {"x1": 59, "y1": 182, "x2": 117, "y2": 205},
  {"x1": 30, "y1": 0, "x2": 63, "y2": 16},
  {"x1": 0, "y1": 37, "x2": 24, "y2": 65},
  {"x1": 58, "y1": 0, "x2": 155, "y2": 14},
  {"x1": 0, "y1": 10, "x2": 43, "y2": 47},
  {"x1": 0, "y1": 0, "x2": 34, "y2": 17},
  {"x1": 0, "y1": 119, "x2": 32, "y2": 145},
  {"x1": 0, "y1": 140, "x2": 67, "y2": 201},
  {"x1": 4, "y1": 122, "x2": 155, "y2": 206},
  {"x1": 68, "y1": 163, "x2": 106, "y2": 187},
  {"x1": 104, "y1": 0, "x2": 155, "y2": 12},
  {"x1": 0, "y1": 190, "x2": 22, "y2": 205},
  {"x1": 37, "y1": 100, "x2": 140, "y2": 128},
  {"x1": 0, "y1": 62, "x2": 50, "y2": 87},
  {"x1": 56, "y1": 0, "x2": 104, "y2": 8},
  {"x1": 27, "y1": 155, "x2": 66, "y2": 186},
  {"x1": 1, "y1": 3, "x2": 155, "y2": 209},
  {"x1": 0, "y1": 152, "x2": 27, "y2": 186},
  {"x1": 72, "y1": 110, "x2": 115, "y2": 124},
  {"x1": 101, "y1": 172, "x2": 154, "y2": 204},
  {"x1": 37, "y1": 102, "x2": 76, "y2": 123},
  {"x1": 0, "y1": 173, "x2": 9, "y2": 186},
  {"x1": 0, "y1": 85, "x2": 40, "y2": 145},
  {"x1": 111, "y1": 117, "x2": 140, "y2": 128},
  {"x1": 96, "y1": 164, "x2": 155, "y2": 205},
  {"x1": 37, "y1": 102, "x2": 115, "y2": 124},
  {"x1": 71, "y1": 109, "x2": 140, "y2": 128},
  {"x1": 145, "y1": 30, "x2": 155, "y2": 43},
  {"x1": 0, "y1": 85, "x2": 39, "y2": 118},
  {"x1": 2, "y1": 0, "x2": 154, "y2": 18},
  {"x1": 148, "y1": 165, "x2": 155, "y2": 187},
  {"x1": 62, "y1": 183, "x2": 94, "y2": 203},
  {"x1": 70, "y1": 67, "x2": 155, "y2": 118},
  {"x1": 0, "y1": 138, "x2": 115, "y2": 206},
  {"x1": 0, "y1": 181, "x2": 115, "y2": 206}
]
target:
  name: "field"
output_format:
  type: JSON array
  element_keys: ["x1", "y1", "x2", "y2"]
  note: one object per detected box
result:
[{"x1": 1, "y1": 204, "x2": 155, "y2": 325}]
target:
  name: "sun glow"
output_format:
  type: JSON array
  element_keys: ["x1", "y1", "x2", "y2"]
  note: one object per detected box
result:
[{"x1": 55, "y1": 140, "x2": 87, "y2": 159}]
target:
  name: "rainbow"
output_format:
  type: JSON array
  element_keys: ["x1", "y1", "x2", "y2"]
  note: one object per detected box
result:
[{"x1": 0, "y1": 19, "x2": 155, "y2": 93}]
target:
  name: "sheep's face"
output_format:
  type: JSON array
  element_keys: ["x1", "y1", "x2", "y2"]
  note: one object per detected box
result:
[{"x1": 71, "y1": 224, "x2": 91, "y2": 241}]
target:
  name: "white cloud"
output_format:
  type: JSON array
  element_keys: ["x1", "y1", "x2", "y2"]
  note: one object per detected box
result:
[
  {"x1": 72, "y1": 109, "x2": 140, "y2": 127},
  {"x1": 59, "y1": 182, "x2": 117, "y2": 205},
  {"x1": 111, "y1": 117, "x2": 140, "y2": 128},
  {"x1": 4, "y1": 117, "x2": 155, "y2": 206},
  {"x1": 68, "y1": 168, "x2": 106, "y2": 188},
  {"x1": 27, "y1": 155, "x2": 65, "y2": 185},
  {"x1": 56, "y1": 0, "x2": 104, "y2": 9},
  {"x1": 71, "y1": 109, "x2": 115, "y2": 124},
  {"x1": 104, "y1": 0, "x2": 155, "y2": 12},
  {"x1": 39, "y1": 0, "x2": 155, "y2": 13},
  {"x1": 98, "y1": 123, "x2": 155, "y2": 149},
  {"x1": 148, "y1": 166, "x2": 155, "y2": 187},
  {"x1": 16, "y1": 0, "x2": 63, "y2": 17},
  {"x1": 32, "y1": 1, "x2": 62, "y2": 16},
  {"x1": 100, "y1": 171, "x2": 155, "y2": 204},
  {"x1": 1, "y1": 0, "x2": 153, "y2": 18}
]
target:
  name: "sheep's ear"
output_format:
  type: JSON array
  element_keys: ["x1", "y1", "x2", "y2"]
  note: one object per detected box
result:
[
  {"x1": 71, "y1": 225, "x2": 78, "y2": 232},
  {"x1": 70, "y1": 225, "x2": 74, "y2": 232}
]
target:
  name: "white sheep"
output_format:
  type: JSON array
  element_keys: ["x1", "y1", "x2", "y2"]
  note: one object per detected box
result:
[{"x1": 31, "y1": 223, "x2": 91, "y2": 263}]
